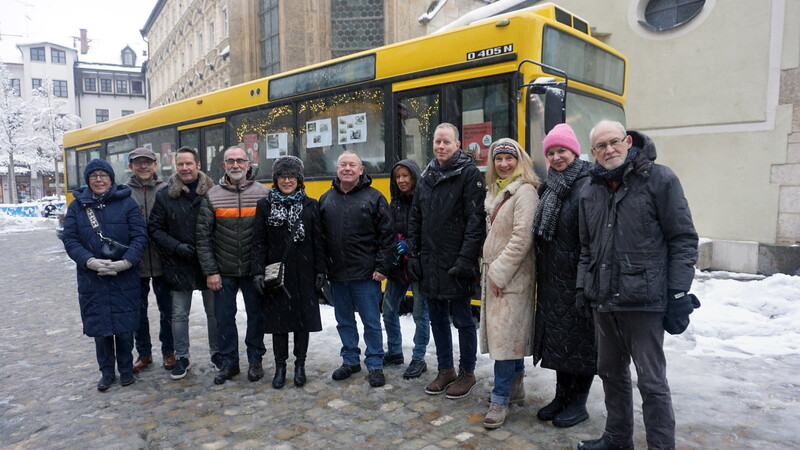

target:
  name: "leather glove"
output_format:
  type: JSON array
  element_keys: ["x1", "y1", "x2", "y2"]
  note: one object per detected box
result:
[
  {"x1": 447, "y1": 259, "x2": 474, "y2": 279},
  {"x1": 174, "y1": 243, "x2": 196, "y2": 258},
  {"x1": 253, "y1": 275, "x2": 266, "y2": 296},
  {"x1": 315, "y1": 273, "x2": 327, "y2": 296},
  {"x1": 86, "y1": 258, "x2": 112, "y2": 272},
  {"x1": 396, "y1": 240, "x2": 408, "y2": 255},
  {"x1": 663, "y1": 291, "x2": 701, "y2": 335},
  {"x1": 407, "y1": 256, "x2": 422, "y2": 282},
  {"x1": 575, "y1": 289, "x2": 592, "y2": 319}
]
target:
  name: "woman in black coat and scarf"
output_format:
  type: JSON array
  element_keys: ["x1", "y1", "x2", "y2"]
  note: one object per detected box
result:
[
  {"x1": 532, "y1": 124, "x2": 597, "y2": 428},
  {"x1": 252, "y1": 156, "x2": 326, "y2": 389}
]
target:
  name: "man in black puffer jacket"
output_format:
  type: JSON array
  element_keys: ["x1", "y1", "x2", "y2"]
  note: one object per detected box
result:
[
  {"x1": 576, "y1": 121, "x2": 698, "y2": 450},
  {"x1": 407, "y1": 123, "x2": 486, "y2": 400}
]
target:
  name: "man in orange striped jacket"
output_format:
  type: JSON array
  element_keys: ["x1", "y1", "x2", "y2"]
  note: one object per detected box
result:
[{"x1": 196, "y1": 146, "x2": 269, "y2": 386}]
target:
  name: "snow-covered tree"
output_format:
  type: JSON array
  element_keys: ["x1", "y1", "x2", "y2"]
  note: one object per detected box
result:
[
  {"x1": 0, "y1": 63, "x2": 35, "y2": 204},
  {"x1": 30, "y1": 79, "x2": 81, "y2": 197}
]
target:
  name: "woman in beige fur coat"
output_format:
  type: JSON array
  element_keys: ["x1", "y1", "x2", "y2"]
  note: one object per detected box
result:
[{"x1": 480, "y1": 138, "x2": 540, "y2": 429}]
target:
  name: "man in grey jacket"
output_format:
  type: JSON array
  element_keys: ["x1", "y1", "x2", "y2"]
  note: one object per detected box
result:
[
  {"x1": 126, "y1": 147, "x2": 174, "y2": 372},
  {"x1": 576, "y1": 120, "x2": 698, "y2": 450}
]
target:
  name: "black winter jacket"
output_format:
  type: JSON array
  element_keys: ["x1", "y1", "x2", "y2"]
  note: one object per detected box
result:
[
  {"x1": 408, "y1": 150, "x2": 486, "y2": 301},
  {"x1": 387, "y1": 159, "x2": 421, "y2": 283},
  {"x1": 148, "y1": 172, "x2": 214, "y2": 291},
  {"x1": 577, "y1": 131, "x2": 698, "y2": 313},
  {"x1": 319, "y1": 174, "x2": 394, "y2": 281},
  {"x1": 533, "y1": 160, "x2": 596, "y2": 375}
]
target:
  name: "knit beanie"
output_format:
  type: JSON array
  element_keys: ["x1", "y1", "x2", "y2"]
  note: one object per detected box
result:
[
  {"x1": 84, "y1": 159, "x2": 116, "y2": 185},
  {"x1": 542, "y1": 123, "x2": 581, "y2": 157},
  {"x1": 272, "y1": 155, "x2": 305, "y2": 184}
]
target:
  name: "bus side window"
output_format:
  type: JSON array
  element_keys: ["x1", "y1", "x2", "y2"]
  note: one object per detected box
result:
[{"x1": 398, "y1": 91, "x2": 440, "y2": 169}]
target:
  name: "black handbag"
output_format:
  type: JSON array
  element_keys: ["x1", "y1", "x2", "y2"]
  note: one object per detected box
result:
[
  {"x1": 85, "y1": 207, "x2": 129, "y2": 261},
  {"x1": 263, "y1": 219, "x2": 301, "y2": 293}
]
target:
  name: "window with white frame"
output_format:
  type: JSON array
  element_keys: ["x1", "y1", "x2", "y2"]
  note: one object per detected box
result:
[
  {"x1": 122, "y1": 110, "x2": 134, "y2": 116},
  {"x1": 32, "y1": 78, "x2": 42, "y2": 90},
  {"x1": 96, "y1": 109, "x2": 109, "y2": 123},
  {"x1": 116, "y1": 79, "x2": 128, "y2": 94},
  {"x1": 131, "y1": 80, "x2": 143, "y2": 95},
  {"x1": 84, "y1": 78, "x2": 97, "y2": 91},
  {"x1": 100, "y1": 79, "x2": 112, "y2": 93},
  {"x1": 51, "y1": 49, "x2": 66, "y2": 64},
  {"x1": 30, "y1": 47, "x2": 45, "y2": 61},
  {"x1": 10, "y1": 79, "x2": 21, "y2": 96},
  {"x1": 639, "y1": 0, "x2": 706, "y2": 32},
  {"x1": 53, "y1": 80, "x2": 68, "y2": 97}
]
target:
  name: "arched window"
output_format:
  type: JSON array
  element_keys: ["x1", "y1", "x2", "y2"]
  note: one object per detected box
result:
[{"x1": 639, "y1": 0, "x2": 705, "y2": 32}]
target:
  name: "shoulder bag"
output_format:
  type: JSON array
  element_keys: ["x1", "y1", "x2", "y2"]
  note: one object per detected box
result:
[
  {"x1": 85, "y1": 207, "x2": 129, "y2": 261},
  {"x1": 263, "y1": 218, "x2": 301, "y2": 291}
]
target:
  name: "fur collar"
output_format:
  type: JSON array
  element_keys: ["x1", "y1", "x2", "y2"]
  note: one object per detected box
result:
[
  {"x1": 485, "y1": 177, "x2": 525, "y2": 216},
  {"x1": 167, "y1": 171, "x2": 214, "y2": 199}
]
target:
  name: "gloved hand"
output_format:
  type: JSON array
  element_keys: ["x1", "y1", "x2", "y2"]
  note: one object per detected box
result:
[
  {"x1": 253, "y1": 275, "x2": 266, "y2": 296},
  {"x1": 663, "y1": 291, "x2": 701, "y2": 335},
  {"x1": 174, "y1": 243, "x2": 196, "y2": 258},
  {"x1": 106, "y1": 260, "x2": 132, "y2": 273},
  {"x1": 408, "y1": 257, "x2": 422, "y2": 282},
  {"x1": 315, "y1": 273, "x2": 327, "y2": 296},
  {"x1": 396, "y1": 240, "x2": 408, "y2": 255},
  {"x1": 86, "y1": 258, "x2": 112, "y2": 273},
  {"x1": 575, "y1": 289, "x2": 592, "y2": 319},
  {"x1": 447, "y1": 259, "x2": 475, "y2": 279}
]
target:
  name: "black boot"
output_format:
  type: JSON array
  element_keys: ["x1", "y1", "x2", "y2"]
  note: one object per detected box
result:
[
  {"x1": 537, "y1": 382, "x2": 568, "y2": 421},
  {"x1": 553, "y1": 391, "x2": 590, "y2": 427},
  {"x1": 272, "y1": 364, "x2": 287, "y2": 389},
  {"x1": 294, "y1": 360, "x2": 307, "y2": 387}
]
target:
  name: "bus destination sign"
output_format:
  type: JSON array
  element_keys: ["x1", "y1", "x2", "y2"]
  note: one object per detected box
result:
[{"x1": 466, "y1": 44, "x2": 513, "y2": 61}]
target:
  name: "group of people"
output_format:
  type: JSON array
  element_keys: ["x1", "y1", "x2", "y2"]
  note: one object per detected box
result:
[{"x1": 63, "y1": 118, "x2": 698, "y2": 450}]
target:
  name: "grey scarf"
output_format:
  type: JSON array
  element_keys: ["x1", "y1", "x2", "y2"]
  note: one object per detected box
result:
[{"x1": 533, "y1": 159, "x2": 587, "y2": 241}]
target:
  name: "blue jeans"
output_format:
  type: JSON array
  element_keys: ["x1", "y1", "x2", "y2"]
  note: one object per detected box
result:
[
  {"x1": 94, "y1": 332, "x2": 134, "y2": 377},
  {"x1": 427, "y1": 296, "x2": 477, "y2": 372},
  {"x1": 214, "y1": 276, "x2": 266, "y2": 366},
  {"x1": 330, "y1": 280, "x2": 384, "y2": 370},
  {"x1": 491, "y1": 359, "x2": 525, "y2": 405},
  {"x1": 134, "y1": 276, "x2": 174, "y2": 356},
  {"x1": 382, "y1": 280, "x2": 430, "y2": 361},
  {"x1": 171, "y1": 289, "x2": 218, "y2": 360}
]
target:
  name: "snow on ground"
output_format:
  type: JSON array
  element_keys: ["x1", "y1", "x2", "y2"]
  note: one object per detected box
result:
[{"x1": 0, "y1": 212, "x2": 58, "y2": 234}]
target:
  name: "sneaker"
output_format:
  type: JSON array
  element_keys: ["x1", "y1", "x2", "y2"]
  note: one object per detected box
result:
[
  {"x1": 483, "y1": 402, "x2": 509, "y2": 429},
  {"x1": 383, "y1": 353, "x2": 404, "y2": 366},
  {"x1": 170, "y1": 357, "x2": 190, "y2": 380},
  {"x1": 132, "y1": 355, "x2": 152, "y2": 373},
  {"x1": 120, "y1": 372, "x2": 135, "y2": 386},
  {"x1": 210, "y1": 353, "x2": 223, "y2": 370},
  {"x1": 247, "y1": 362, "x2": 264, "y2": 382},
  {"x1": 213, "y1": 365, "x2": 240, "y2": 385},
  {"x1": 424, "y1": 368, "x2": 457, "y2": 395},
  {"x1": 403, "y1": 359, "x2": 427, "y2": 379},
  {"x1": 331, "y1": 364, "x2": 361, "y2": 381},
  {"x1": 162, "y1": 353, "x2": 177, "y2": 370},
  {"x1": 368, "y1": 369, "x2": 386, "y2": 387},
  {"x1": 445, "y1": 368, "x2": 476, "y2": 399},
  {"x1": 97, "y1": 373, "x2": 116, "y2": 392}
]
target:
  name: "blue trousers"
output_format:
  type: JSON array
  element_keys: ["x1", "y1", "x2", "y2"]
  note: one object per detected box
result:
[
  {"x1": 134, "y1": 276, "x2": 174, "y2": 356},
  {"x1": 427, "y1": 296, "x2": 477, "y2": 371},
  {"x1": 330, "y1": 280, "x2": 384, "y2": 370},
  {"x1": 171, "y1": 289, "x2": 218, "y2": 360},
  {"x1": 491, "y1": 359, "x2": 525, "y2": 404},
  {"x1": 214, "y1": 276, "x2": 266, "y2": 366},
  {"x1": 94, "y1": 332, "x2": 134, "y2": 377},
  {"x1": 382, "y1": 280, "x2": 430, "y2": 361}
]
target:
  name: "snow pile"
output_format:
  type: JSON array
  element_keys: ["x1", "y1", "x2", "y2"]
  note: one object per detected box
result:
[
  {"x1": 674, "y1": 274, "x2": 800, "y2": 358},
  {"x1": 0, "y1": 211, "x2": 57, "y2": 234}
]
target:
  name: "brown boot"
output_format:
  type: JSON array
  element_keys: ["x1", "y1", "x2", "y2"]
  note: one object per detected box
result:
[
  {"x1": 509, "y1": 372, "x2": 526, "y2": 405},
  {"x1": 133, "y1": 355, "x2": 152, "y2": 373},
  {"x1": 162, "y1": 353, "x2": 177, "y2": 370},
  {"x1": 445, "y1": 368, "x2": 476, "y2": 399},
  {"x1": 424, "y1": 368, "x2": 457, "y2": 395}
]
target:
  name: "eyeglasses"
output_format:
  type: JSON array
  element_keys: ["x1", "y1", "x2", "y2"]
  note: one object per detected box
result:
[
  {"x1": 224, "y1": 158, "x2": 249, "y2": 165},
  {"x1": 277, "y1": 175, "x2": 296, "y2": 181},
  {"x1": 131, "y1": 159, "x2": 154, "y2": 167},
  {"x1": 592, "y1": 137, "x2": 627, "y2": 152},
  {"x1": 88, "y1": 173, "x2": 110, "y2": 180}
]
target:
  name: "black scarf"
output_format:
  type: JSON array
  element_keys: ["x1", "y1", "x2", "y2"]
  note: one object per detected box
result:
[
  {"x1": 591, "y1": 147, "x2": 639, "y2": 181},
  {"x1": 268, "y1": 187, "x2": 306, "y2": 242},
  {"x1": 533, "y1": 159, "x2": 587, "y2": 241}
]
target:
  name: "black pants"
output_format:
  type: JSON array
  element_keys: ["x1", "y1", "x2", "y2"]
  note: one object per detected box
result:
[
  {"x1": 272, "y1": 332, "x2": 309, "y2": 365},
  {"x1": 595, "y1": 310, "x2": 674, "y2": 449}
]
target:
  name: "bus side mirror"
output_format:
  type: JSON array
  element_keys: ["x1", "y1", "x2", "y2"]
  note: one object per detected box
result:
[{"x1": 528, "y1": 78, "x2": 566, "y2": 134}]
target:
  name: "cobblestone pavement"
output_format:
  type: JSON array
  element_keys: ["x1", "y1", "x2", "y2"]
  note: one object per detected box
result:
[{"x1": 1, "y1": 230, "x2": 799, "y2": 449}]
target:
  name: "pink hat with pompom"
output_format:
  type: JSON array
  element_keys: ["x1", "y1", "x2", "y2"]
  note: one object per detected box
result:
[{"x1": 542, "y1": 123, "x2": 581, "y2": 157}]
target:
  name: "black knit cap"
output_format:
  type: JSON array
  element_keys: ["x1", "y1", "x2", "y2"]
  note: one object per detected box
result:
[{"x1": 272, "y1": 155, "x2": 304, "y2": 184}]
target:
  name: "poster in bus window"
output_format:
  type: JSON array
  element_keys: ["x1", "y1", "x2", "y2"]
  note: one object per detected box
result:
[
  {"x1": 243, "y1": 133, "x2": 260, "y2": 165},
  {"x1": 306, "y1": 118, "x2": 332, "y2": 148},
  {"x1": 337, "y1": 113, "x2": 367, "y2": 145},
  {"x1": 266, "y1": 132, "x2": 288, "y2": 159},
  {"x1": 462, "y1": 122, "x2": 492, "y2": 168},
  {"x1": 160, "y1": 142, "x2": 174, "y2": 170}
]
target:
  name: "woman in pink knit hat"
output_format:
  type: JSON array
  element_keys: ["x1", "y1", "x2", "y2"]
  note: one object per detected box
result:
[{"x1": 532, "y1": 123, "x2": 597, "y2": 428}]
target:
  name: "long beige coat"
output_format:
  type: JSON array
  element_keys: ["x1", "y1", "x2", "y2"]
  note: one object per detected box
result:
[{"x1": 479, "y1": 178, "x2": 538, "y2": 360}]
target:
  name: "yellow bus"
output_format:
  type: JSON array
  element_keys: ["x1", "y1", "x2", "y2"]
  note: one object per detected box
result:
[{"x1": 63, "y1": 3, "x2": 625, "y2": 203}]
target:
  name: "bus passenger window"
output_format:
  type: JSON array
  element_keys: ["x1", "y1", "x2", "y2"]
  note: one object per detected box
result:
[
  {"x1": 106, "y1": 137, "x2": 136, "y2": 184},
  {"x1": 230, "y1": 105, "x2": 294, "y2": 182},
  {"x1": 398, "y1": 92, "x2": 440, "y2": 170},
  {"x1": 460, "y1": 80, "x2": 512, "y2": 171},
  {"x1": 298, "y1": 88, "x2": 385, "y2": 177}
]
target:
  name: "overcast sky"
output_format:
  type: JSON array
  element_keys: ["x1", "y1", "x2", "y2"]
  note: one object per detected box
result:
[{"x1": 1, "y1": 0, "x2": 157, "y2": 64}]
